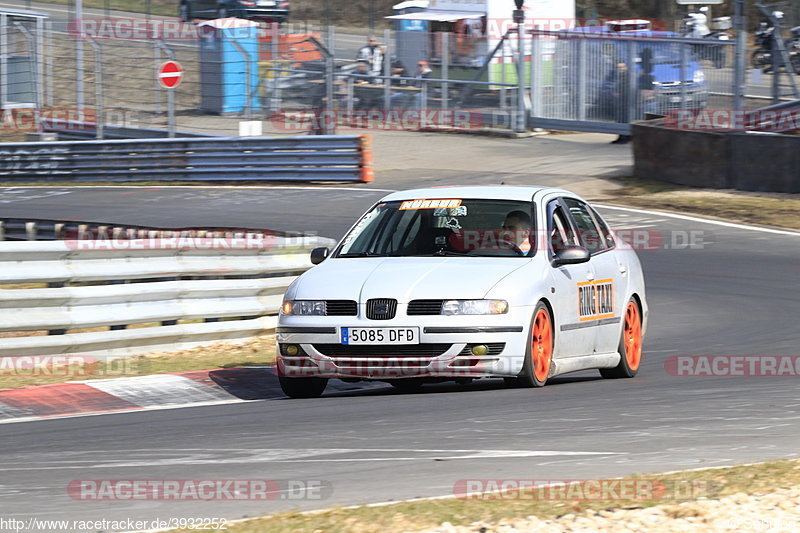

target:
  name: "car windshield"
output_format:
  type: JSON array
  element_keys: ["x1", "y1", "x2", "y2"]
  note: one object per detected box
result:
[
  {"x1": 336, "y1": 199, "x2": 535, "y2": 258},
  {"x1": 635, "y1": 42, "x2": 688, "y2": 65}
]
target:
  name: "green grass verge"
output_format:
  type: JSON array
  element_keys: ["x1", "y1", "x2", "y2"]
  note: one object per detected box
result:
[
  {"x1": 0, "y1": 334, "x2": 276, "y2": 390},
  {"x1": 612, "y1": 177, "x2": 800, "y2": 230},
  {"x1": 179, "y1": 458, "x2": 800, "y2": 533}
]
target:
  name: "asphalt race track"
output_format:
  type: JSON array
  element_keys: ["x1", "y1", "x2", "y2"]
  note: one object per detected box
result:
[{"x1": 1, "y1": 187, "x2": 800, "y2": 528}]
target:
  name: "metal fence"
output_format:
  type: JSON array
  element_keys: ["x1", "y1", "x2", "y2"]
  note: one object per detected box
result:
[
  {"x1": 0, "y1": 235, "x2": 335, "y2": 358},
  {"x1": 3, "y1": 17, "x2": 799, "y2": 138}
]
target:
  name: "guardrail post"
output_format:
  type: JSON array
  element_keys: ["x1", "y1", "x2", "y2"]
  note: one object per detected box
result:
[{"x1": 358, "y1": 134, "x2": 374, "y2": 183}]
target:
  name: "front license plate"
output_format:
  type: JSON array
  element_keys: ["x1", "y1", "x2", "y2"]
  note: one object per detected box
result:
[{"x1": 341, "y1": 327, "x2": 419, "y2": 345}]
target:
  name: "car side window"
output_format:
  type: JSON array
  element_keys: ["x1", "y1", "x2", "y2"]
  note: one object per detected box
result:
[
  {"x1": 589, "y1": 206, "x2": 616, "y2": 250},
  {"x1": 548, "y1": 203, "x2": 578, "y2": 254},
  {"x1": 563, "y1": 198, "x2": 607, "y2": 253}
]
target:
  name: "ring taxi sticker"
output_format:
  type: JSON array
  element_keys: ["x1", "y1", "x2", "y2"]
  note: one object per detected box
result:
[
  {"x1": 399, "y1": 199, "x2": 462, "y2": 210},
  {"x1": 577, "y1": 279, "x2": 614, "y2": 321}
]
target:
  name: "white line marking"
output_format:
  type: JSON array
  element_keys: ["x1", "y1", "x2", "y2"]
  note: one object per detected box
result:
[{"x1": 595, "y1": 203, "x2": 800, "y2": 236}]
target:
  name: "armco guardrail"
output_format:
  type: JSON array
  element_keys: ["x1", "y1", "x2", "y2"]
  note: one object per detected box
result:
[
  {"x1": 0, "y1": 236, "x2": 335, "y2": 358},
  {"x1": 0, "y1": 135, "x2": 374, "y2": 183},
  {"x1": 0, "y1": 217, "x2": 305, "y2": 241}
]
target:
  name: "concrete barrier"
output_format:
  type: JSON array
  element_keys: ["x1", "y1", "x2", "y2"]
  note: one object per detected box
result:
[{"x1": 632, "y1": 119, "x2": 799, "y2": 193}]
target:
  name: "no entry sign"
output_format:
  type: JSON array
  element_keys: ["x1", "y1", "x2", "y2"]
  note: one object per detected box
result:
[{"x1": 158, "y1": 61, "x2": 183, "y2": 89}]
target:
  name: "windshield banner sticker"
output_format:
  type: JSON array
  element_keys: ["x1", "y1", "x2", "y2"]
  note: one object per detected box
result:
[{"x1": 399, "y1": 199, "x2": 463, "y2": 210}]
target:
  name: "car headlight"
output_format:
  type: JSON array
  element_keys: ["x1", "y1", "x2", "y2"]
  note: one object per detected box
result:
[
  {"x1": 693, "y1": 70, "x2": 705, "y2": 84},
  {"x1": 441, "y1": 300, "x2": 508, "y2": 315},
  {"x1": 282, "y1": 300, "x2": 326, "y2": 316}
]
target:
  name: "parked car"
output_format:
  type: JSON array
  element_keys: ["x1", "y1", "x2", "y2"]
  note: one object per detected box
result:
[{"x1": 179, "y1": 0, "x2": 289, "y2": 24}]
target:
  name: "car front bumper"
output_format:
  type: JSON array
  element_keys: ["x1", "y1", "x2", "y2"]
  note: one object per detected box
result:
[{"x1": 276, "y1": 309, "x2": 533, "y2": 380}]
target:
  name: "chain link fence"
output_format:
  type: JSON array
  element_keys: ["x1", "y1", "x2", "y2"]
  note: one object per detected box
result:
[{"x1": 2, "y1": 14, "x2": 798, "y2": 140}]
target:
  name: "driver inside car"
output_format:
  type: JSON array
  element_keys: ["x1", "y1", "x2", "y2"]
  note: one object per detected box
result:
[{"x1": 501, "y1": 210, "x2": 532, "y2": 254}]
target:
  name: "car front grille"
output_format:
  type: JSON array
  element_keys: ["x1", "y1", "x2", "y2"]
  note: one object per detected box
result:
[
  {"x1": 312, "y1": 344, "x2": 452, "y2": 357},
  {"x1": 407, "y1": 299, "x2": 444, "y2": 315},
  {"x1": 366, "y1": 298, "x2": 397, "y2": 320},
  {"x1": 325, "y1": 300, "x2": 358, "y2": 316}
]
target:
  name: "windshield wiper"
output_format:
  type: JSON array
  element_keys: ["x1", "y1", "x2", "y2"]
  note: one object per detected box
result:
[
  {"x1": 338, "y1": 252, "x2": 382, "y2": 258},
  {"x1": 432, "y1": 250, "x2": 470, "y2": 256}
]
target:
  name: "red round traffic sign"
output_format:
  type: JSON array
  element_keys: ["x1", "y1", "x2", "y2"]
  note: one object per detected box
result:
[{"x1": 158, "y1": 61, "x2": 183, "y2": 89}]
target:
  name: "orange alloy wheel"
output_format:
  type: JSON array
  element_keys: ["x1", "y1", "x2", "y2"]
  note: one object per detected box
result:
[
  {"x1": 624, "y1": 301, "x2": 642, "y2": 370},
  {"x1": 531, "y1": 308, "x2": 553, "y2": 382}
]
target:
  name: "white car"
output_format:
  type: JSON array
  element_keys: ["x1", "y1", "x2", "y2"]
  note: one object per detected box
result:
[{"x1": 277, "y1": 186, "x2": 647, "y2": 398}]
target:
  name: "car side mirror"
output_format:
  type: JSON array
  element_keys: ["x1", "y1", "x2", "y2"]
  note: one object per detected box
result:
[
  {"x1": 310, "y1": 247, "x2": 330, "y2": 265},
  {"x1": 552, "y1": 246, "x2": 591, "y2": 267}
]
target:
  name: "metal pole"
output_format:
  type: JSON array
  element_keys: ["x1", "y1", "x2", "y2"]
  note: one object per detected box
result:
[
  {"x1": 0, "y1": 14, "x2": 6, "y2": 110},
  {"x1": 325, "y1": 25, "x2": 335, "y2": 134},
  {"x1": 531, "y1": 28, "x2": 542, "y2": 118},
  {"x1": 383, "y1": 28, "x2": 391, "y2": 111},
  {"x1": 577, "y1": 38, "x2": 586, "y2": 121},
  {"x1": 516, "y1": 24, "x2": 525, "y2": 132},
  {"x1": 76, "y1": 0, "x2": 85, "y2": 121},
  {"x1": 679, "y1": 43, "x2": 688, "y2": 112},
  {"x1": 167, "y1": 84, "x2": 175, "y2": 137},
  {"x1": 87, "y1": 39, "x2": 103, "y2": 139},
  {"x1": 442, "y1": 31, "x2": 449, "y2": 114},
  {"x1": 45, "y1": 19, "x2": 53, "y2": 107},
  {"x1": 771, "y1": 27, "x2": 779, "y2": 104},
  {"x1": 155, "y1": 41, "x2": 175, "y2": 135},
  {"x1": 733, "y1": 0, "x2": 746, "y2": 111},
  {"x1": 14, "y1": 22, "x2": 42, "y2": 133}
]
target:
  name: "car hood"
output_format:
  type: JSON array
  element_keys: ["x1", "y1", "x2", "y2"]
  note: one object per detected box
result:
[{"x1": 294, "y1": 257, "x2": 529, "y2": 302}]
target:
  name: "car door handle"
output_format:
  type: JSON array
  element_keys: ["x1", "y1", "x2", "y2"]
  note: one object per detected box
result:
[
  {"x1": 586, "y1": 272, "x2": 595, "y2": 281},
  {"x1": 619, "y1": 264, "x2": 627, "y2": 274}
]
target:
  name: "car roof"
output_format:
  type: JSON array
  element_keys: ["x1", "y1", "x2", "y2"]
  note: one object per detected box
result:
[{"x1": 380, "y1": 185, "x2": 577, "y2": 203}]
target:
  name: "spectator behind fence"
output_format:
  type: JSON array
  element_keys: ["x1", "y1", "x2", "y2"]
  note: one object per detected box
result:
[{"x1": 356, "y1": 36, "x2": 382, "y2": 75}]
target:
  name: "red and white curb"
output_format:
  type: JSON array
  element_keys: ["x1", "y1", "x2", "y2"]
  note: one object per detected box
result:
[
  {"x1": 0, "y1": 367, "x2": 384, "y2": 424},
  {"x1": 0, "y1": 369, "x2": 268, "y2": 424}
]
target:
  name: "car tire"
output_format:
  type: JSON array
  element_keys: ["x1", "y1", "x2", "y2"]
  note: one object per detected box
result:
[
  {"x1": 389, "y1": 378, "x2": 424, "y2": 392},
  {"x1": 600, "y1": 298, "x2": 642, "y2": 379},
  {"x1": 508, "y1": 302, "x2": 553, "y2": 388},
  {"x1": 279, "y1": 376, "x2": 328, "y2": 398}
]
